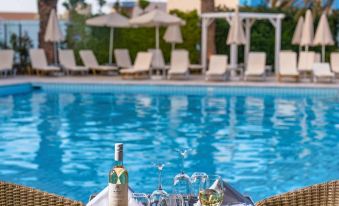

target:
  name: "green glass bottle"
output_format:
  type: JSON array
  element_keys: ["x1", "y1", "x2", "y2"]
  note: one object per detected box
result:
[{"x1": 108, "y1": 143, "x2": 128, "y2": 206}]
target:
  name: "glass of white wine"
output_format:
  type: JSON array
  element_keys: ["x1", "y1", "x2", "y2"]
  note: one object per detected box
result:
[{"x1": 198, "y1": 175, "x2": 224, "y2": 206}]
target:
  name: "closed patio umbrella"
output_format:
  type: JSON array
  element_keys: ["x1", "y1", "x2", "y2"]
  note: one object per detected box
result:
[
  {"x1": 164, "y1": 24, "x2": 183, "y2": 50},
  {"x1": 313, "y1": 13, "x2": 334, "y2": 62},
  {"x1": 227, "y1": 7, "x2": 246, "y2": 68},
  {"x1": 300, "y1": 10, "x2": 314, "y2": 51},
  {"x1": 129, "y1": 9, "x2": 183, "y2": 49},
  {"x1": 86, "y1": 12, "x2": 129, "y2": 64},
  {"x1": 292, "y1": 16, "x2": 304, "y2": 52},
  {"x1": 44, "y1": 9, "x2": 65, "y2": 64},
  {"x1": 132, "y1": 4, "x2": 143, "y2": 18}
]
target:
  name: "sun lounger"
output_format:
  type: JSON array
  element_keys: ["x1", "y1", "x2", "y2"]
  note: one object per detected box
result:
[
  {"x1": 59, "y1": 49, "x2": 89, "y2": 75},
  {"x1": 149, "y1": 49, "x2": 169, "y2": 77},
  {"x1": 244, "y1": 52, "x2": 266, "y2": 81},
  {"x1": 278, "y1": 51, "x2": 299, "y2": 82},
  {"x1": 330, "y1": 52, "x2": 339, "y2": 77},
  {"x1": 315, "y1": 53, "x2": 321, "y2": 63},
  {"x1": 114, "y1": 49, "x2": 132, "y2": 69},
  {"x1": 120, "y1": 52, "x2": 153, "y2": 79},
  {"x1": 168, "y1": 49, "x2": 190, "y2": 80},
  {"x1": 79, "y1": 50, "x2": 117, "y2": 75},
  {"x1": 312, "y1": 63, "x2": 335, "y2": 83},
  {"x1": 298, "y1": 51, "x2": 315, "y2": 78},
  {"x1": 0, "y1": 50, "x2": 15, "y2": 77},
  {"x1": 29, "y1": 49, "x2": 60, "y2": 75},
  {"x1": 205, "y1": 55, "x2": 229, "y2": 81}
]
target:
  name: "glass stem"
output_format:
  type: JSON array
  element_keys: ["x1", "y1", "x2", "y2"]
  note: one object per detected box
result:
[
  {"x1": 181, "y1": 155, "x2": 184, "y2": 173},
  {"x1": 158, "y1": 169, "x2": 163, "y2": 190}
]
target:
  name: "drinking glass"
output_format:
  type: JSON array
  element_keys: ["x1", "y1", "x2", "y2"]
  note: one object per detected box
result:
[
  {"x1": 191, "y1": 172, "x2": 208, "y2": 197},
  {"x1": 158, "y1": 194, "x2": 184, "y2": 206},
  {"x1": 130, "y1": 193, "x2": 150, "y2": 206},
  {"x1": 150, "y1": 162, "x2": 169, "y2": 205},
  {"x1": 173, "y1": 148, "x2": 192, "y2": 196},
  {"x1": 198, "y1": 175, "x2": 224, "y2": 206}
]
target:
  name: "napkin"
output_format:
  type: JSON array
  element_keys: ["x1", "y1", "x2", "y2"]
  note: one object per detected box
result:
[{"x1": 86, "y1": 186, "x2": 136, "y2": 206}]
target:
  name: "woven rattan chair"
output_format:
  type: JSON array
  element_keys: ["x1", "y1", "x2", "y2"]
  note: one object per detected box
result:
[
  {"x1": 0, "y1": 181, "x2": 84, "y2": 206},
  {"x1": 256, "y1": 180, "x2": 339, "y2": 206}
]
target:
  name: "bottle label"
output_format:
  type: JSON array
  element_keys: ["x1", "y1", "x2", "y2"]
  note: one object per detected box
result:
[{"x1": 108, "y1": 183, "x2": 128, "y2": 206}]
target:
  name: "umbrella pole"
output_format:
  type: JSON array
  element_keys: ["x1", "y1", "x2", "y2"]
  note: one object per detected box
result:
[
  {"x1": 54, "y1": 42, "x2": 57, "y2": 65},
  {"x1": 156, "y1": 26, "x2": 159, "y2": 49},
  {"x1": 322, "y1": 45, "x2": 325, "y2": 62},
  {"x1": 109, "y1": 27, "x2": 114, "y2": 65},
  {"x1": 172, "y1": 43, "x2": 175, "y2": 51}
]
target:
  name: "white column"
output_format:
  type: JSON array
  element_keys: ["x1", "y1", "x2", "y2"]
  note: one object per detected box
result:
[
  {"x1": 230, "y1": 44, "x2": 238, "y2": 69},
  {"x1": 244, "y1": 19, "x2": 255, "y2": 66},
  {"x1": 275, "y1": 18, "x2": 282, "y2": 75},
  {"x1": 201, "y1": 18, "x2": 208, "y2": 74}
]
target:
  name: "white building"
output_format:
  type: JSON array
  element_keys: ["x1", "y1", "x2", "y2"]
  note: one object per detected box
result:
[{"x1": 167, "y1": 0, "x2": 238, "y2": 14}]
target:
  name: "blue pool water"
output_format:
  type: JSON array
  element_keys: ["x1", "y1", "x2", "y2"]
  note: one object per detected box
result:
[{"x1": 0, "y1": 84, "x2": 339, "y2": 203}]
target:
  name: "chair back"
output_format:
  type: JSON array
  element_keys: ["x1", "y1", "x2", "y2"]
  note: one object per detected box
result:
[
  {"x1": 330, "y1": 52, "x2": 339, "y2": 73},
  {"x1": 0, "y1": 50, "x2": 14, "y2": 70},
  {"x1": 80, "y1": 50, "x2": 99, "y2": 68},
  {"x1": 59, "y1": 49, "x2": 77, "y2": 67},
  {"x1": 170, "y1": 49, "x2": 189, "y2": 72},
  {"x1": 29, "y1": 49, "x2": 48, "y2": 68},
  {"x1": 208, "y1": 55, "x2": 228, "y2": 73},
  {"x1": 247, "y1": 52, "x2": 266, "y2": 74},
  {"x1": 133, "y1": 52, "x2": 153, "y2": 70},
  {"x1": 279, "y1": 51, "x2": 298, "y2": 74},
  {"x1": 149, "y1": 49, "x2": 166, "y2": 68},
  {"x1": 114, "y1": 49, "x2": 132, "y2": 68},
  {"x1": 313, "y1": 63, "x2": 332, "y2": 75},
  {"x1": 298, "y1": 51, "x2": 315, "y2": 72}
]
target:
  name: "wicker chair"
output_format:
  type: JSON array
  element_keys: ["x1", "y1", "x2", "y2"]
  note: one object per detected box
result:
[
  {"x1": 256, "y1": 180, "x2": 339, "y2": 206},
  {"x1": 0, "y1": 181, "x2": 84, "y2": 206}
]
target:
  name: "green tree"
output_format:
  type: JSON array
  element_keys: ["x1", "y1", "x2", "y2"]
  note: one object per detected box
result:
[{"x1": 97, "y1": 0, "x2": 106, "y2": 14}]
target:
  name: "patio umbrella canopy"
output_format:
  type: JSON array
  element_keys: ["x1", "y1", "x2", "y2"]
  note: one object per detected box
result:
[
  {"x1": 226, "y1": 7, "x2": 246, "y2": 68},
  {"x1": 300, "y1": 10, "x2": 314, "y2": 51},
  {"x1": 313, "y1": 13, "x2": 334, "y2": 62},
  {"x1": 129, "y1": 9, "x2": 183, "y2": 49},
  {"x1": 44, "y1": 9, "x2": 65, "y2": 64},
  {"x1": 164, "y1": 24, "x2": 183, "y2": 50},
  {"x1": 292, "y1": 16, "x2": 304, "y2": 51},
  {"x1": 132, "y1": 5, "x2": 143, "y2": 18},
  {"x1": 86, "y1": 12, "x2": 129, "y2": 64}
]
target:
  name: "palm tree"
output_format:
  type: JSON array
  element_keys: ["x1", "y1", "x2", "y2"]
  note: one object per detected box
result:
[
  {"x1": 201, "y1": 0, "x2": 215, "y2": 58},
  {"x1": 97, "y1": 0, "x2": 107, "y2": 14},
  {"x1": 37, "y1": 0, "x2": 58, "y2": 63},
  {"x1": 268, "y1": 0, "x2": 335, "y2": 12}
]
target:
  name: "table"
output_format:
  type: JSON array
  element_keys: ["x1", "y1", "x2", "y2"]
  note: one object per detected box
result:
[{"x1": 87, "y1": 182, "x2": 255, "y2": 206}]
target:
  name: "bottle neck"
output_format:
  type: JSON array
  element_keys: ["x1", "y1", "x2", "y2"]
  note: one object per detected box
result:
[{"x1": 115, "y1": 159, "x2": 123, "y2": 167}]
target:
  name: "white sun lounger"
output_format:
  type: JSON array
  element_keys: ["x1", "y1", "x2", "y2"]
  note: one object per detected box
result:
[
  {"x1": 0, "y1": 50, "x2": 15, "y2": 77},
  {"x1": 244, "y1": 52, "x2": 266, "y2": 81},
  {"x1": 315, "y1": 53, "x2": 321, "y2": 63},
  {"x1": 278, "y1": 51, "x2": 299, "y2": 82},
  {"x1": 114, "y1": 49, "x2": 132, "y2": 70},
  {"x1": 29, "y1": 49, "x2": 60, "y2": 75},
  {"x1": 312, "y1": 63, "x2": 335, "y2": 83},
  {"x1": 168, "y1": 49, "x2": 190, "y2": 80},
  {"x1": 298, "y1": 51, "x2": 315, "y2": 79},
  {"x1": 120, "y1": 52, "x2": 153, "y2": 79},
  {"x1": 330, "y1": 52, "x2": 339, "y2": 77},
  {"x1": 79, "y1": 50, "x2": 117, "y2": 75},
  {"x1": 205, "y1": 55, "x2": 229, "y2": 81},
  {"x1": 59, "y1": 49, "x2": 89, "y2": 75}
]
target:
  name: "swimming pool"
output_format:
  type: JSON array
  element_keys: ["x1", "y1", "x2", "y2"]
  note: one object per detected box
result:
[{"x1": 0, "y1": 83, "x2": 338, "y2": 203}]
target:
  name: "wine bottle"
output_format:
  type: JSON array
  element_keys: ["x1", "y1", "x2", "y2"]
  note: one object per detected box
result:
[{"x1": 108, "y1": 143, "x2": 128, "y2": 206}]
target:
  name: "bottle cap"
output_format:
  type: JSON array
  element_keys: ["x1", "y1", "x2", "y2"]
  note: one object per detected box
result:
[{"x1": 115, "y1": 143, "x2": 123, "y2": 161}]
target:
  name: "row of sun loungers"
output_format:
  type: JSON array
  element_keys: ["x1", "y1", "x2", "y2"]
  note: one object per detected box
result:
[{"x1": 1, "y1": 48, "x2": 339, "y2": 83}]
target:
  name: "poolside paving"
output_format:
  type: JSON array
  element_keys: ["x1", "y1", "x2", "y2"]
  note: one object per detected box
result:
[{"x1": 0, "y1": 75, "x2": 339, "y2": 88}]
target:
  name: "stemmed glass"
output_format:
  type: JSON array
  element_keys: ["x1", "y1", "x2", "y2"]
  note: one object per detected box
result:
[
  {"x1": 173, "y1": 148, "x2": 192, "y2": 196},
  {"x1": 158, "y1": 194, "x2": 185, "y2": 206},
  {"x1": 191, "y1": 172, "x2": 208, "y2": 197},
  {"x1": 130, "y1": 193, "x2": 150, "y2": 206},
  {"x1": 198, "y1": 175, "x2": 224, "y2": 206},
  {"x1": 150, "y1": 162, "x2": 169, "y2": 205}
]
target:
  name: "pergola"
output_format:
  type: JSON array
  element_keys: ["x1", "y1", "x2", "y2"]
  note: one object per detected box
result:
[{"x1": 201, "y1": 12, "x2": 285, "y2": 74}]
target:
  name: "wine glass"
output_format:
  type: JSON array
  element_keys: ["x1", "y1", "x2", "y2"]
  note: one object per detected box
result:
[
  {"x1": 198, "y1": 175, "x2": 224, "y2": 206},
  {"x1": 173, "y1": 148, "x2": 192, "y2": 196},
  {"x1": 130, "y1": 193, "x2": 150, "y2": 206},
  {"x1": 150, "y1": 162, "x2": 169, "y2": 205},
  {"x1": 159, "y1": 194, "x2": 184, "y2": 206},
  {"x1": 191, "y1": 172, "x2": 208, "y2": 197}
]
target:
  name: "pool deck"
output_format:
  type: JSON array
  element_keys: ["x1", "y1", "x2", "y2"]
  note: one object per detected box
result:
[{"x1": 1, "y1": 75, "x2": 339, "y2": 89}]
